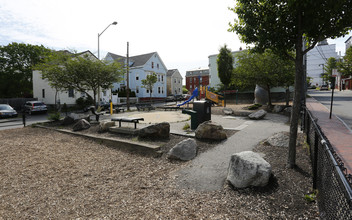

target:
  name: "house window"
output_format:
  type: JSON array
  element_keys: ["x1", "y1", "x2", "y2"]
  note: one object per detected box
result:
[
  {"x1": 161, "y1": 75, "x2": 164, "y2": 82},
  {"x1": 136, "y1": 86, "x2": 139, "y2": 93},
  {"x1": 190, "y1": 85, "x2": 192, "y2": 89},
  {"x1": 179, "y1": 79, "x2": 181, "y2": 84},
  {"x1": 157, "y1": 64, "x2": 159, "y2": 69},
  {"x1": 103, "y1": 90, "x2": 107, "y2": 96},
  {"x1": 190, "y1": 78, "x2": 192, "y2": 83},
  {"x1": 68, "y1": 88, "x2": 74, "y2": 98},
  {"x1": 162, "y1": 87, "x2": 164, "y2": 94},
  {"x1": 158, "y1": 74, "x2": 160, "y2": 82},
  {"x1": 81, "y1": 92, "x2": 86, "y2": 97},
  {"x1": 146, "y1": 89, "x2": 149, "y2": 93},
  {"x1": 158, "y1": 87, "x2": 161, "y2": 94},
  {"x1": 174, "y1": 79, "x2": 176, "y2": 83},
  {"x1": 42, "y1": 89, "x2": 45, "y2": 98},
  {"x1": 136, "y1": 74, "x2": 139, "y2": 80},
  {"x1": 152, "y1": 62, "x2": 154, "y2": 68},
  {"x1": 179, "y1": 88, "x2": 181, "y2": 93}
]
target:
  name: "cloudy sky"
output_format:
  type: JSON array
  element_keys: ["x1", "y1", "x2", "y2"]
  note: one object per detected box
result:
[{"x1": 1, "y1": 0, "x2": 350, "y2": 79}]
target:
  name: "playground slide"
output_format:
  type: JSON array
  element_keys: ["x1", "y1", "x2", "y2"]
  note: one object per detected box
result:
[
  {"x1": 206, "y1": 87, "x2": 224, "y2": 106},
  {"x1": 177, "y1": 87, "x2": 198, "y2": 107}
]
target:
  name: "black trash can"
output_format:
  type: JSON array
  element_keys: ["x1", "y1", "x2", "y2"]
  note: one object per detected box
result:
[{"x1": 193, "y1": 100, "x2": 211, "y2": 125}]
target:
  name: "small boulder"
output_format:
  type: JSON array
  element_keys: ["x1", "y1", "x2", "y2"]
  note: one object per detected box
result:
[
  {"x1": 167, "y1": 138, "x2": 197, "y2": 161},
  {"x1": 227, "y1": 151, "x2": 271, "y2": 188},
  {"x1": 248, "y1": 109, "x2": 267, "y2": 120},
  {"x1": 72, "y1": 119, "x2": 91, "y2": 131},
  {"x1": 195, "y1": 121, "x2": 227, "y2": 140},
  {"x1": 273, "y1": 105, "x2": 285, "y2": 113},
  {"x1": 99, "y1": 121, "x2": 115, "y2": 132},
  {"x1": 139, "y1": 122, "x2": 170, "y2": 139},
  {"x1": 222, "y1": 107, "x2": 234, "y2": 115}
]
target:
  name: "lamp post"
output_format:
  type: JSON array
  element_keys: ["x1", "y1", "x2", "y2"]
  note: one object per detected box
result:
[{"x1": 97, "y1": 21, "x2": 117, "y2": 107}]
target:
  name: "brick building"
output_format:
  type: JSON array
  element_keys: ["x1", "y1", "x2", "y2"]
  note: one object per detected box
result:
[{"x1": 185, "y1": 68, "x2": 210, "y2": 98}]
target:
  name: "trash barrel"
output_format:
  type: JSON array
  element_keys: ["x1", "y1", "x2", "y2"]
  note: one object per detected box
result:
[
  {"x1": 193, "y1": 100, "x2": 211, "y2": 125},
  {"x1": 182, "y1": 109, "x2": 198, "y2": 130}
]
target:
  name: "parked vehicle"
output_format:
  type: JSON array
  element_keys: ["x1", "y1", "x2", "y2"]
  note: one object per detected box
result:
[
  {"x1": 174, "y1": 94, "x2": 184, "y2": 101},
  {"x1": 0, "y1": 104, "x2": 18, "y2": 118},
  {"x1": 24, "y1": 101, "x2": 47, "y2": 115},
  {"x1": 166, "y1": 95, "x2": 175, "y2": 102},
  {"x1": 320, "y1": 85, "x2": 329, "y2": 90}
]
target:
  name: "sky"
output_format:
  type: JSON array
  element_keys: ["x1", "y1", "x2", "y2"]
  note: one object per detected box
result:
[{"x1": 0, "y1": 0, "x2": 351, "y2": 80}]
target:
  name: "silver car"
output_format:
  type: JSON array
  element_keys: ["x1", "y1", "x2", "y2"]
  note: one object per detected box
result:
[
  {"x1": 24, "y1": 101, "x2": 48, "y2": 115},
  {"x1": 0, "y1": 104, "x2": 18, "y2": 118}
]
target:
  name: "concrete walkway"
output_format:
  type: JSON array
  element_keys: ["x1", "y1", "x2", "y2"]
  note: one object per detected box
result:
[{"x1": 174, "y1": 113, "x2": 290, "y2": 192}]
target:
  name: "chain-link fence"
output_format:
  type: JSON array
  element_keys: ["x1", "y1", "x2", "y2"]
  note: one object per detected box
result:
[{"x1": 302, "y1": 106, "x2": 352, "y2": 219}]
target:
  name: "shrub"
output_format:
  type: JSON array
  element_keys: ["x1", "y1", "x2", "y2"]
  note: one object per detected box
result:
[{"x1": 48, "y1": 112, "x2": 61, "y2": 121}]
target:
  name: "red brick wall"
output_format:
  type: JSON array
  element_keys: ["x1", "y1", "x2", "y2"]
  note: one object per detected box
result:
[{"x1": 185, "y1": 75, "x2": 209, "y2": 93}]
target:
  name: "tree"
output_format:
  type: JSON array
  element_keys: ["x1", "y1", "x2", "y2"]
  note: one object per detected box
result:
[
  {"x1": 233, "y1": 49, "x2": 295, "y2": 107},
  {"x1": 322, "y1": 57, "x2": 338, "y2": 83},
  {"x1": 338, "y1": 47, "x2": 352, "y2": 78},
  {"x1": 0, "y1": 42, "x2": 51, "y2": 98},
  {"x1": 229, "y1": 0, "x2": 352, "y2": 168},
  {"x1": 141, "y1": 73, "x2": 157, "y2": 102},
  {"x1": 36, "y1": 51, "x2": 123, "y2": 105},
  {"x1": 217, "y1": 44, "x2": 234, "y2": 107}
]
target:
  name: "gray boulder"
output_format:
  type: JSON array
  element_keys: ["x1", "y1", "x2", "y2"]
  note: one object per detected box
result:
[
  {"x1": 222, "y1": 107, "x2": 234, "y2": 115},
  {"x1": 99, "y1": 120, "x2": 115, "y2": 132},
  {"x1": 273, "y1": 105, "x2": 285, "y2": 113},
  {"x1": 62, "y1": 115, "x2": 75, "y2": 125},
  {"x1": 72, "y1": 119, "x2": 91, "y2": 131},
  {"x1": 227, "y1": 151, "x2": 271, "y2": 188},
  {"x1": 264, "y1": 132, "x2": 289, "y2": 147},
  {"x1": 167, "y1": 138, "x2": 197, "y2": 161},
  {"x1": 248, "y1": 109, "x2": 267, "y2": 120},
  {"x1": 195, "y1": 121, "x2": 227, "y2": 140},
  {"x1": 138, "y1": 122, "x2": 170, "y2": 139},
  {"x1": 254, "y1": 84, "x2": 268, "y2": 105}
]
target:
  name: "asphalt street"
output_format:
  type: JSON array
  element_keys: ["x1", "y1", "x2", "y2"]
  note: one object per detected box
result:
[
  {"x1": 307, "y1": 89, "x2": 352, "y2": 131},
  {"x1": 0, "y1": 113, "x2": 49, "y2": 130}
]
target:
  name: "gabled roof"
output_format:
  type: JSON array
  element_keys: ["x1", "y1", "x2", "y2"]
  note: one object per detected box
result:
[
  {"x1": 167, "y1": 69, "x2": 177, "y2": 77},
  {"x1": 106, "y1": 52, "x2": 156, "y2": 67}
]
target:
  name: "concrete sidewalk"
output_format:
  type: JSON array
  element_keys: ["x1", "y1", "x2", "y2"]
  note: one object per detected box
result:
[{"x1": 306, "y1": 98, "x2": 352, "y2": 174}]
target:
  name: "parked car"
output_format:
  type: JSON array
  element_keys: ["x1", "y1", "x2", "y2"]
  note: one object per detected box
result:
[
  {"x1": 166, "y1": 95, "x2": 175, "y2": 102},
  {"x1": 174, "y1": 94, "x2": 184, "y2": 101},
  {"x1": 24, "y1": 101, "x2": 47, "y2": 115},
  {"x1": 320, "y1": 85, "x2": 329, "y2": 90},
  {"x1": 0, "y1": 104, "x2": 18, "y2": 119}
]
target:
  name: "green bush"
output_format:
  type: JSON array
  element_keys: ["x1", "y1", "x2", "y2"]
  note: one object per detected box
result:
[
  {"x1": 76, "y1": 96, "x2": 94, "y2": 109},
  {"x1": 248, "y1": 103, "x2": 262, "y2": 110},
  {"x1": 48, "y1": 112, "x2": 61, "y2": 121}
]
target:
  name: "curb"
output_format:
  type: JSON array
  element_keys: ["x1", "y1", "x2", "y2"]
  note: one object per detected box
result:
[{"x1": 34, "y1": 125, "x2": 162, "y2": 157}]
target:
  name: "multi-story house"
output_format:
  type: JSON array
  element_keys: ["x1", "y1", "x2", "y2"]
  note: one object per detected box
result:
[
  {"x1": 166, "y1": 69, "x2": 183, "y2": 96},
  {"x1": 105, "y1": 52, "x2": 167, "y2": 101},
  {"x1": 185, "y1": 68, "x2": 210, "y2": 98}
]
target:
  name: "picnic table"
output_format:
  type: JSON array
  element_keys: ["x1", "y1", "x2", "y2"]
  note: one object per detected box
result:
[{"x1": 111, "y1": 117, "x2": 144, "y2": 129}]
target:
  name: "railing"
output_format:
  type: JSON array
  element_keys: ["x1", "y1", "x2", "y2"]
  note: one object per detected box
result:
[{"x1": 302, "y1": 106, "x2": 352, "y2": 219}]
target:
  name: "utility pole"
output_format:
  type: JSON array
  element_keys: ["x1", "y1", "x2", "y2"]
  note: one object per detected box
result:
[{"x1": 126, "y1": 42, "x2": 130, "y2": 111}]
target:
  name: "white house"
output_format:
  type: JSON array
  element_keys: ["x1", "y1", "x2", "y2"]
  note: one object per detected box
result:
[
  {"x1": 105, "y1": 51, "x2": 168, "y2": 100},
  {"x1": 166, "y1": 69, "x2": 183, "y2": 95},
  {"x1": 33, "y1": 50, "x2": 111, "y2": 106},
  {"x1": 306, "y1": 40, "x2": 340, "y2": 86}
]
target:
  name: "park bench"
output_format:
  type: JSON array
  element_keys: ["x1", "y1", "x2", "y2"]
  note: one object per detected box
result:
[
  {"x1": 135, "y1": 103, "x2": 155, "y2": 111},
  {"x1": 111, "y1": 117, "x2": 144, "y2": 129},
  {"x1": 87, "y1": 106, "x2": 104, "y2": 122}
]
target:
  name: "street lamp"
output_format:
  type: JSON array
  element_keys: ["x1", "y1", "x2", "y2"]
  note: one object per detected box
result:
[{"x1": 97, "y1": 21, "x2": 117, "y2": 108}]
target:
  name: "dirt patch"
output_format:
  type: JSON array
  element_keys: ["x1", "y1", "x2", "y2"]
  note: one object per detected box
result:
[{"x1": 0, "y1": 127, "x2": 318, "y2": 219}]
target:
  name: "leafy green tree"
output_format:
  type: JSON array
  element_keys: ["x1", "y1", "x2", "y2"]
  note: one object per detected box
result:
[
  {"x1": 217, "y1": 44, "x2": 234, "y2": 107},
  {"x1": 36, "y1": 51, "x2": 123, "y2": 105},
  {"x1": 338, "y1": 47, "x2": 352, "y2": 78},
  {"x1": 229, "y1": 0, "x2": 352, "y2": 168},
  {"x1": 141, "y1": 72, "x2": 158, "y2": 102},
  {"x1": 233, "y1": 49, "x2": 295, "y2": 107},
  {"x1": 0, "y1": 42, "x2": 51, "y2": 98},
  {"x1": 322, "y1": 57, "x2": 338, "y2": 83}
]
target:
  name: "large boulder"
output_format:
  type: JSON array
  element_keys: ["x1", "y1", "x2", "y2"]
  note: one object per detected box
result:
[
  {"x1": 227, "y1": 151, "x2": 272, "y2": 188},
  {"x1": 254, "y1": 84, "x2": 269, "y2": 105},
  {"x1": 264, "y1": 132, "x2": 289, "y2": 148},
  {"x1": 272, "y1": 105, "x2": 285, "y2": 113},
  {"x1": 99, "y1": 120, "x2": 115, "y2": 132},
  {"x1": 248, "y1": 109, "x2": 267, "y2": 120},
  {"x1": 195, "y1": 121, "x2": 227, "y2": 140},
  {"x1": 167, "y1": 138, "x2": 197, "y2": 161},
  {"x1": 72, "y1": 119, "x2": 91, "y2": 131},
  {"x1": 61, "y1": 115, "x2": 75, "y2": 125},
  {"x1": 222, "y1": 107, "x2": 234, "y2": 115},
  {"x1": 138, "y1": 122, "x2": 170, "y2": 139}
]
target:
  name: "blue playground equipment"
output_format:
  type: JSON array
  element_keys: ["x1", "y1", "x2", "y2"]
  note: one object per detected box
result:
[{"x1": 177, "y1": 87, "x2": 198, "y2": 107}]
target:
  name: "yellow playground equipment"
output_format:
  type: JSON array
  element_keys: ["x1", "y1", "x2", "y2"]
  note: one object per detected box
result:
[{"x1": 205, "y1": 87, "x2": 224, "y2": 106}]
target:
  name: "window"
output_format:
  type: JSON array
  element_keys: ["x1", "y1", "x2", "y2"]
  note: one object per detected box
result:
[
  {"x1": 179, "y1": 79, "x2": 181, "y2": 84},
  {"x1": 158, "y1": 74, "x2": 160, "y2": 82},
  {"x1": 42, "y1": 89, "x2": 45, "y2": 98},
  {"x1": 161, "y1": 75, "x2": 164, "y2": 82},
  {"x1": 152, "y1": 62, "x2": 154, "y2": 68},
  {"x1": 174, "y1": 79, "x2": 176, "y2": 83},
  {"x1": 81, "y1": 92, "x2": 85, "y2": 97},
  {"x1": 179, "y1": 88, "x2": 181, "y2": 93},
  {"x1": 162, "y1": 87, "x2": 164, "y2": 94},
  {"x1": 158, "y1": 87, "x2": 161, "y2": 94},
  {"x1": 146, "y1": 89, "x2": 149, "y2": 93},
  {"x1": 136, "y1": 74, "x2": 139, "y2": 80},
  {"x1": 157, "y1": 64, "x2": 159, "y2": 69},
  {"x1": 68, "y1": 88, "x2": 74, "y2": 98},
  {"x1": 200, "y1": 76, "x2": 202, "y2": 83},
  {"x1": 190, "y1": 78, "x2": 192, "y2": 83},
  {"x1": 103, "y1": 90, "x2": 107, "y2": 96},
  {"x1": 136, "y1": 86, "x2": 139, "y2": 93},
  {"x1": 190, "y1": 85, "x2": 192, "y2": 89}
]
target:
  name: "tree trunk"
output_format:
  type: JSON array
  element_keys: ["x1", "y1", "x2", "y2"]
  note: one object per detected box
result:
[
  {"x1": 224, "y1": 85, "x2": 227, "y2": 107},
  {"x1": 266, "y1": 84, "x2": 272, "y2": 107},
  {"x1": 93, "y1": 91, "x2": 97, "y2": 108},
  {"x1": 287, "y1": 36, "x2": 304, "y2": 168},
  {"x1": 285, "y1": 86, "x2": 290, "y2": 106}
]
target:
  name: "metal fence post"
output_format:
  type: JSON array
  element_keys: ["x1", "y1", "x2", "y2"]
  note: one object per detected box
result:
[{"x1": 313, "y1": 131, "x2": 319, "y2": 189}]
